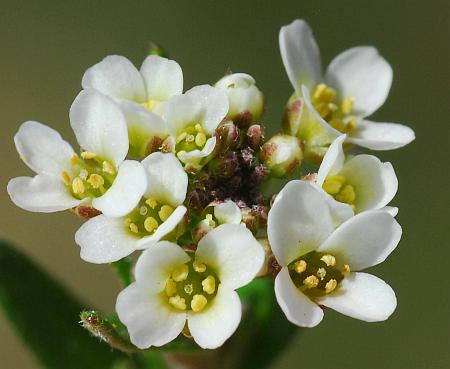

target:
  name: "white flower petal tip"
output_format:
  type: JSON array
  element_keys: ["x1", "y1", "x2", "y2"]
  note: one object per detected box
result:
[
  {"x1": 213, "y1": 201, "x2": 242, "y2": 224},
  {"x1": 275, "y1": 268, "x2": 324, "y2": 327},
  {"x1": 381, "y1": 206, "x2": 399, "y2": 217},
  {"x1": 316, "y1": 134, "x2": 347, "y2": 186},
  {"x1": 92, "y1": 160, "x2": 147, "y2": 217},
  {"x1": 279, "y1": 19, "x2": 322, "y2": 91},
  {"x1": 318, "y1": 273, "x2": 397, "y2": 322}
]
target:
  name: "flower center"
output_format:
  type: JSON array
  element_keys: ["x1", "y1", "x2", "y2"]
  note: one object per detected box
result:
[
  {"x1": 175, "y1": 124, "x2": 208, "y2": 159},
  {"x1": 322, "y1": 175, "x2": 356, "y2": 210},
  {"x1": 124, "y1": 197, "x2": 175, "y2": 236},
  {"x1": 164, "y1": 260, "x2": 219, "y2": 313},
  {"x1": 311, "y1": 83, "x2": 357, "y2": 134},
  {"x1": 141, "y1": 100, "x2": 161, "y2": 112},
  {"x1": 61, "y1": 152, "x2": 116, "y2": 200},
  {"x1": 288, "y1": 251, "x2": 351, "y2": 298}
]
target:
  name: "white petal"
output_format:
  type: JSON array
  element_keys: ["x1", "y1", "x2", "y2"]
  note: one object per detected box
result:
[
  {"x1": 188, "y1": 286, "x2": 241, "y2": 349},
  {"x1": 136, "y1": 206, "x2": 187, "y2": 249},
  {"x1": 196, "y1": 224, "x2": 264, "y2": 290},
  {"x1": 268, "y1": 180, "x2": 335, "y2": 266},
  {"x1": 82, "y1": 55, "x2": 146, "y2": 102},
  {"x1": 348, "y1": 119, "x2": 415, "y2": 150},
  {"x1": 318, "y1": 210, "x2": 402, "y2": 270},
  {"x1": 14, "y1": 121, "x2": 75, "y2": 176},
  {"x1": 116, "y1": 283, "x2": 186, "y2": 349},
  {"x1": 316, "y1": 134, "x2": 346, "y2": 186},
  {"x1": 325, "y1": 47, "x2": 392, "y2": 117},
  {"x1": 323, "y1": 192, "x2": 355, "y2": 226},
  {"x1": 7, "y1": 175, "x2": 84, "y2": 212},
  {"x1": 214, "y1": 201, "x2": 242, "y2": 224},
  {"x1": 92, "y1": 160, "x2": 147, "y2": 217},
  {"x1": 134, "y1": 241, "x2": 190, "y2": 293},
  {"x1": 164, "y1": 94, "x2": 202, "y2": 137},
  {"x1": 317, "y1": 272, "x2": 396, "y2": 322},
  {"x1": 381, "y1": 206, "x2": 399, "y2": 217},
  {"x1": 274, "y1": 267, "x2": 323, "y2": 327},
  {"x1": 185, "y1": 85, "x2": 229, "y2": 135},
  {"x1": 141, "y1": 152, "x2": 188, "y2": 207},
  {"x1": 75, "y1": 215, "x2": 137, "y2": 263},
  {"x1": 340, "y1": 155, "x2": 398, "y2": 212},
  {"x1": 70, "y1": 89, "x2": 129, "y2": 167},
  {"x1": 140, "y1": 55, "x2": 183, "y2": 101},
  {"x1": 279, "y1": 19, "x2": 322, "y2": 91},
  {"x1": 120, "y1": 100, "x2": 167, "y2": 137},
  {"x1": 176, "y1": 136, "x2": 216, "y2": 162}
]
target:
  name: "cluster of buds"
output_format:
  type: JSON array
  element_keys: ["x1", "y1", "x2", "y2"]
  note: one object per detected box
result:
[{"x1": 7, "y1": 18, "x2": 414, "y2": 351}]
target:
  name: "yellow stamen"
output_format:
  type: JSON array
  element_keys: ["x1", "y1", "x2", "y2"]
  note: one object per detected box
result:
[
  {"x1": 294, "y1": 260, "x2": 307, "y2": 274},
  {"x1": 169, "y1": 295, "x2": 186, "y2": 310},
  {"x1": 139, "y1": 206, "x2": 148, "y2": 216},
  {"x1": 176, "y1": 132, "x2": 187, "y2": 144},
  {"x1": 81, "y1": 151, "x2": 97, "y2": 160},
  {"x1": 129, "y1": 223, "x2": 139, "y2": 233},
  {"x1": 317, "y1": 267, "x2": 327, "y2": 280},
  {"x1": 336, "y1": 184, "x2": 356, "y2": 204},
  {"x1": 346, "y1": 116, "x2": 358, "y2": 131},
  {"x1": 165, "y1": 279, "x2": 177, "y2": 297},
  {"x1": 102, "y1": 161, "x2": 115, "y2": 174},
  {"x1": 145, "y1": 198, "x2": 158, "y2": 209},
  {"x1": 62, "y1": 171, "x2": 71, "y2": 186},
  {"x1": 195, "y1": 132, "x2": 206, "y2": 147},
  {"x1": 325, "y1": 279, "x2": 338, "y2": 294},
  {"x1": 323, "y1": 175, "x2": 346, "y2": 195},
  {"x1": 144, "y1": 217, "x2": 159, "y2": 233},
  {"x1": 172, "y1": 264, "x2": 189, "y2": 282},
  {"x1": 185, "y1": 134, "x2": 195, "y2": 143},
  {"x1": 194, "y1": 123, "x2": 203, "y2": 132},
  {"x1": 70, "y1": 154, "x2": 78, "y2": 165},
  {"x1": 202, "y1": 275, "x2": 216, "y2": 295},
  {"x1": 303, "y1": 275, "x2": 319, "y2": 289},
  {"x1": 72, "y1": 177, "x2": 85, "y2": 194},
  {"x1": 205, "y1": 214, "x2": 216, "y2": 227},
  {"x1": 87, "y1": 174, "x2": 104, "y2": 189},
  {"x1": 320, "y1": 254, "x2": 336, "y2": 267},
  {"x1": 193, "y1": 260, "x2": 207, "y2": 273},
  {"x1": 341, "y1": 97, "x2": 354, "y2": 115},
  {"x1": 191, "y1": 294, "x2": 208, "y2": 312},
  {"x1": 342, "y1": 264, "x2": 351, "y2": 276},
  {"x1": 158, "y1": 205, "x2": 174, "y2": 222}
]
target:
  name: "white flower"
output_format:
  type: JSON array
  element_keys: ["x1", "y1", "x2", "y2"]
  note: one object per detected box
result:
[
  {"x1": 160, "y1": 85, "x2": 229, "y2": 170},
  {"x1": 215, "y1": 73, "x2": 264, "y2": 123},
  {"x1": 82, "y1": 55, "x2": 182, "y2": 157},
  {"x1": 7, "y1": 90, "x2": 147, "y2": 217},
  {"x1": 116, "y1": 224, "x2": 264, "y2": 349},
  {"x1": 316, "y1": 135, "x2": 398, "y2": 213},
  {"x1": 75, "y1": 152, "x2": 188, "y2": 263},
  {"x1": 280, "y1": 19, "x2": 415, "y2": 151},
  {"x1": 268, "y1": 180, "x2": 401, "y2": 327}
]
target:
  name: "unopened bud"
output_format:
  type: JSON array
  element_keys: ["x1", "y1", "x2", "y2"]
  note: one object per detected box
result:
[
  {"x1": 260, "y1": 134, "x2": 303, "y2": 178},
  {"x1": 215, "y1": 73, "x2": 264, "y2": 127},
  {"x1": 282, "y1": 93, "x2": 304, "y2": 136},
  {"x1": 73, "y1": 205, "x2": 102, "y2": 219},
  {"x1": 148, "y1": 42, "x2": 168, "y2": 57},
  {"x1": 239, "y1": 147, "x2": 256, "y2": 168},
  {"x1": 246, "y1": 124, "x2": 265, "y2": 150},
  {"x1": 214, "y1": 119, "x2": 240, "y2": 151},
  {"x1": 207, "y1": 151, "x2": 239, "y2": 177}
]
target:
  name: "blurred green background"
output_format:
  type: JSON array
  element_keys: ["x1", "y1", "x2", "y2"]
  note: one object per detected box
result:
[{"x1": 0, "y1": 0, "x2": 448, "y2": 368}]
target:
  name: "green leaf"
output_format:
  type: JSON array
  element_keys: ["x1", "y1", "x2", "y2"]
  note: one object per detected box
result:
[{"x1": 0, "y1": 240, "x2": 126, "y2": 369}]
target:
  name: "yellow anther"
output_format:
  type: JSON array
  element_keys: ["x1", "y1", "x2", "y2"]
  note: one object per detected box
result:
[
  {"x1": 139, "y1": 206, "x2": 148, "y2": 216},
  {"x1": 176, "y1": 150, "x2": 186, "y2": 160},
  {"x1": 165, "y1": 279, "x2": 177, "y2": 297},
  {"x1": 141, "y1": 100, "x2": 160, "y2": 111},
  {"x1": 87, "y1": 174, "x2": 104, "y2": 189},
  {"x1": 320, "y1": 254, "x2": 336, "y2": 267},
  {"x1": 144, "y1": 217, "x2": 159, "y2": 233},
  {"x1": 72, "y1": 177, "x2": 85, "y2": 195},
  {"x1": 169, "y1": 295, "x2": 186, "y2": 310},
  {"x1": 158, "y1": 205, "x2": 174, "y2": 222},
  {"x1": 186, "y1": 134, "x2": 195, "y2": 143},
  {"x1": 176, "y1": 132, "x2": 187, "y2": 144},
  {"x1": 294, "y1": 260, "x2": 307, "y2": 274},
  {"x1": 145, "y1": 198, "x2": 158, "y2": 209},
  {"x1": 193, "y1": 260, "x2": 207, "y2": 273},
  {"x1": 325, "y1": 279, "x2": 338, "y2": 294},
  {"x1": 62, "y1": 171, "x2": 71, "y2": 186},
  {"x1": 313, "y1": 83, "x2": 336, "y2": 103},
  {"x1": 191, "y1": 294, "x2": 208, "y2": 312},
  {"x1": 336, "y1": 184, "x2": 356, "y2": 204},
  {"x1": 124, "y1": 218, "x2": 132, "y2": 226},
  {"x1": 202, "y1": 275, "x2": 216, "y2": 295},
  {"x1": 194, "y1": 123, "x2": 203, "y2": 132},
  {"x1": 195, "y1": 132, "x2": 207, "y2": 147},
  {"x1": 70, "y1": 154, "x2": 78, "y2": 165},
  {"x1": 102, "y1": 161, "x2": 115, "y2": 174},
  {"x1": 317, "y1": 267, "x2": 327, "y2": 280},
  {"x1": 303, "y1": 275, "x2": 319, "y2": 289},
  {"x1": 341, "y1": 97, "x2": 354, "y2": 115},
  {"x1": 323, "y1": 175, "x2": 346, "y2": 195},
  {"x1": 129, "y1": 223, "x2": 139, "y2": 233},
  {"x1": 172, "y1": 264, "x2": 189, "y2": 282},
  {"x1": 184, "y1": 283, "x2": 194, "y2": 295},
  {"x1": 205, "y1": 214, "x2": 216, "y2": 227},
  {"x1": 81, "y1": 151, "x2": 97, "y2": 160},
  {"x1": 342, "y1": 264, "x2": 351, "y2": 276},
  {"x1": 346, "y1": 116, "x2": 358, "y2": 131}
]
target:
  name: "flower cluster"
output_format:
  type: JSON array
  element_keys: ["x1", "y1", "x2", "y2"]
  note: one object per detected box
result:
[{"x1": 7, "y1": 19, "x2": 414, "y2": 350}]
